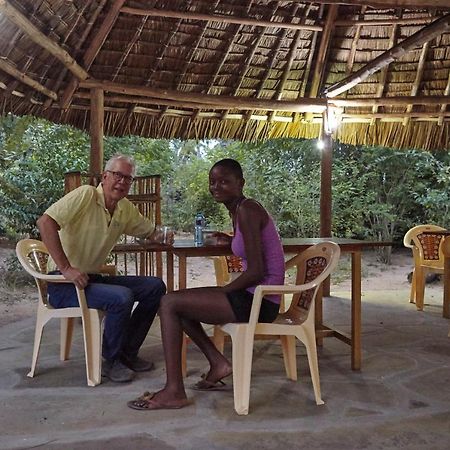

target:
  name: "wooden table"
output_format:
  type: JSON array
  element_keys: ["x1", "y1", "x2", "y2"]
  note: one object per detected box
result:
[{"x1": 114, "y1": 237, "x2": 391, "y2": 371}]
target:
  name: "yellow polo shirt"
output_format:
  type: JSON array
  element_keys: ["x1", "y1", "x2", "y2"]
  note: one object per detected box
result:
[{"x1": 44, "y1": 184, "x2": 154, "y2": 273}]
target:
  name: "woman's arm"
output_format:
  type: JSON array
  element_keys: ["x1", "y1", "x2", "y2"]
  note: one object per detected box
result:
[{"x1": 221, "y1": 200, "x2": 267, "y2": 293}]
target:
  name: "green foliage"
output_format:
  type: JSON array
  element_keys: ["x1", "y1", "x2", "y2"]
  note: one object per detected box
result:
[
  {"x1": 1, "y1": 113, "x2": 449, "y2": 260},
  {"x1": 0, "y1": 115, "x2": 89, "y2": 237}
]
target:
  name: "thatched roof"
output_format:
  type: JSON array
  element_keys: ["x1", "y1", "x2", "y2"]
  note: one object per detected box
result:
[{"x1": 1, "y1": 0, "x2": 450, "y2": 149}]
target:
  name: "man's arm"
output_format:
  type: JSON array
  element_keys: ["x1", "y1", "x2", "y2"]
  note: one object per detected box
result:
[{"x1": 37, "y1": 214, "x2": 89, "y2": 289}]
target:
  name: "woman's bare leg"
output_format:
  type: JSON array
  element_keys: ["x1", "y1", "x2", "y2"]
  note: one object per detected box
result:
[{"x1": 144, "y1": 287, "x2": 236, "y2": 405}]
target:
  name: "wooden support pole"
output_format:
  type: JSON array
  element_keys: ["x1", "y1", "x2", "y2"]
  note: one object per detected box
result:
[
  {"x1": 320, "y1": 114, "x2": 333, "y2": 297},
  {"x1": 90, "y1": 88, "x2": 104, "y2": 182}
]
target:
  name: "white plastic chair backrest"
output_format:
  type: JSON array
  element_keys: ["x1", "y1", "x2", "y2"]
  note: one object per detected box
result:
[
  {"x1": 285, "y1": 242, "x2": 340, "y2": 318},
  {"x1": 16, "y1": 239, "x2": 51, "y2": 306},
  {"x1": 407, "y1": 225, "x2": 446, "y2": 265}
]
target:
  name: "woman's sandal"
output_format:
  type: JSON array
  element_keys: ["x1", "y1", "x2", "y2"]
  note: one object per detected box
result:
[
  {"x1": 191, "y1": 373, "x2": 231, "y2": 391},
  {"x1": 127, "y1": 391, "x2": 192, "y2": 411}
]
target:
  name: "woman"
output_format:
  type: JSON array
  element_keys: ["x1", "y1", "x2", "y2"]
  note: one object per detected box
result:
[{"x1": 127, "y1": 158, "x2": 285, "y2": 410}]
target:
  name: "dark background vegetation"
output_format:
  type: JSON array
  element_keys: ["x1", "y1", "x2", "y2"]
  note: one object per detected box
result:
[{"x1": 1, "y1": 114, "x2": 449, "y2": 264}]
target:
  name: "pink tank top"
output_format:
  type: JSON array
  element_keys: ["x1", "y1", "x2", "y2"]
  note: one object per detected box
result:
[{"x1": 231, "y1": 202, "x2": 285, "y2": 304}]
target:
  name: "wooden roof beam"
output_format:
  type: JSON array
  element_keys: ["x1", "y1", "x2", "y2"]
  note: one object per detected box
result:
[
  {"x1": 60, "y1": 0, "x2": 127, "y2": 109},
  {"x1": 438, "y1": 69, "x2": 450, "y2": 126},
  {"x1": 0, "y1": 57, "x2": 57, "y2": 100},
  {"x1": 308, "y1": 5, "x2": 338, "y2": 100},
  {"x1": 331, "y1": 95, "x2": 450, "y2": 106},
  {"x1": 372, "y1": 9, "x2": 401, "y2": 122},
  {"x1": 120, "y1": 6, "x2": 323, "y2": 32},
  {"x1": 325, "y1": 13, "x2": 450, "y2": 98},
  {"x1": 0, "y1": 0, "x2": 89, "y2": 81},
  {"x1": 403, "y1": 40, "x2": 430, "y2": 125},
  {"x1": 309, "y1": 0, "x2": 450, "y2": 8},
  {"x1": 79, "y1": 79, "x2": 327, "y2": 113},
  {"x1": 43, "y1": 0, "x2": 108, "y2": 109},
  {"x1": 335, "y1": 17, "x2": 436, "y2": 27}
]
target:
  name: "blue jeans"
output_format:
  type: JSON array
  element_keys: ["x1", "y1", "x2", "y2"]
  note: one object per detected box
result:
[{"x1": 48, "y1": 275, "x2": 166, "y2": 361}]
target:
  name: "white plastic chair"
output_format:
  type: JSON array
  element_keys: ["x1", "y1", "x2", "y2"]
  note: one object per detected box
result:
[
  {"x1": 16, "y1": 239, "x2": 104, "y2": 386},
  {"x1": 403, "y1": 224, "x2": 445, "y2": 310},
  {"x1": 219, "y1": 241, "x2": 340, "y2": 415}
]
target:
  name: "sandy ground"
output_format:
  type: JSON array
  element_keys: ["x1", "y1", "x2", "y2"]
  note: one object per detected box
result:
[{"x1": 0, "y1": 239, "x2": 443, "y2": 327}]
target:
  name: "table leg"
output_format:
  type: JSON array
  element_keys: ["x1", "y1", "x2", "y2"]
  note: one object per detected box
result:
[
  {"x1": 443, "y1": 237, "x2": 450, "y2": 319},
  {"x1": 179, "y1": 255, "x2": 187, "y2": 290},
  {"x1": 166, "y1": 252, "x2": 174, "y2": 293},
  {"x1": 351, "y1": 250, "x2": 362, "y2": 370}
]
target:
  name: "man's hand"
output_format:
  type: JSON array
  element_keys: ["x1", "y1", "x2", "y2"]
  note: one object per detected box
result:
[
  {"x1": 149, "y1": 225, "x2": 174, "y2": 246},
  {"x1": 61, "y1": 267, "x2": 89, "y2": 289}
]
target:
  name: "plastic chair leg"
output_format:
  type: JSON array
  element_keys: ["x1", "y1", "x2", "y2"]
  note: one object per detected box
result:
[
  {"x1": 81, "y1": 310, "x2": 103, "y2": 387},
  {"x1": 230, "y1": 328, "x2": 255, "y2": 416},
  {"x1": 280, "y1": 335, "x2": 297, "y2": 380},
  {"x1": 415, "y1": 268, "x2": 426, "y2": 311},
  {"x1": 409, "y1": 270, "x2": 416, "y2": 303},
  {"x1": 299, "y1": 330, "x2": 324, "y2": 406},
  {"x1": 60, "y1": 317, "x2": 75, "y2": 360},
  {"x1": 27, "y1": 312, "x2": 48, "y2": 378}
]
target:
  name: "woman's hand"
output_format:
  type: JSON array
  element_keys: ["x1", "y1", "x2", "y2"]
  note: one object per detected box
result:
[{"x1": 212, "y1": 231, "x2": 232, "y2": 246}]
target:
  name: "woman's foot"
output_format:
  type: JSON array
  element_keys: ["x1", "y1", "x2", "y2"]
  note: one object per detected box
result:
[
  {"x1": 192, "y1": 359, "x2": 232, "y2": 390},
  {"x1": 127, "y1": 389, "x2": 191, "y2": 411}
]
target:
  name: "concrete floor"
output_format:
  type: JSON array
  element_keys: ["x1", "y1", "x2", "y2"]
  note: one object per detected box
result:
[{"x1": 1, "y1": 288, "x2": 450, "y2": 450}]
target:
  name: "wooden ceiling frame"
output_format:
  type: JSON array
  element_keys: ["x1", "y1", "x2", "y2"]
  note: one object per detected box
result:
[
  {"x1": 371, "y1": 9, "x2": 401, "y2": 124},
  {"x1": 324, "y1": 13, "x2": 450, "y2": 98},
  {"x1": 307, "y1": 0, "x2": 450, "y2": 8},
  {"x1": 0, "y1": 0, "x2": 89, "y2": 81},
  {"x1": 0, "y1": 58, "x2": 57, "y2": 100},
  {"x1": 79, "y1": 79, "x2": 327, "y2": 113},
  {"x1": 120, "y1": 5, "x2": 323, "y2": 32},
  {"x1": 60, "y1": 0, "x2": 127, "y2": 109}
]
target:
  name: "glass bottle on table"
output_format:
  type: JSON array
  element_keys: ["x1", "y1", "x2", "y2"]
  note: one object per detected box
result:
[{"x1": 194, "y1": 212, "x2": 206, "y2": 246}]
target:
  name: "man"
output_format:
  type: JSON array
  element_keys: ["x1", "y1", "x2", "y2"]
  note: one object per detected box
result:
[{"x1": 37, "y1": 154, "x2": 169, "y2": 383}]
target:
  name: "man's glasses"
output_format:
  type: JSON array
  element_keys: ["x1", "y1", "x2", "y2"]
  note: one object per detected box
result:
[{"x1": 106, "y1": 170, "x2": 135, "y2": 184}]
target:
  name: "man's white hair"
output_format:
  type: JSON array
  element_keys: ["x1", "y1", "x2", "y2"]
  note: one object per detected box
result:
[{"x1": 104, "y1": 154, "x2": 136, "y2": 176}]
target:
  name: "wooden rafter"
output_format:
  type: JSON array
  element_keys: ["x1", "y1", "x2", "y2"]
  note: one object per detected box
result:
[
  {"x1": 120, "y1": 6, "x2": 323, "y2": 32},
  {"x1": 438, "y1": 69, "x2": 450, "y2": 126},
  {"x1": 325, "y1": 13, "x2": 450, "y2": 98},
  {"x1": 79, "y1": 79, "x2": 327, "y2": 112},
  {"x1": 403, "y1": 40, "x2": 430, "y2": 126},
  {"x1": 60, "y1": 0, "x2": 127, "y2": 109},
  {"x1": 112, "y1": 16, "x2": 148, "y2": 82},
  {"x1": 222, "y1": 1, "x2": 282, "y2": 120},
  {"x1": 189, "y1": 0, "x2": 254, "y2": 120},
  {"x1": 331, "y1": 96, "x2": 450, "y2": 106},
  {"x1": 43, "y1": 0, "x2": 109, "y2": 108},
  {"x1": 372, "y1": 10, "x2": 401, "y2": 122},
  {"x1": 0, "y1": 0, "x2": 89, "y2": 81},
  {"x1": 159, "y1": 2, "x2": 220, "y2": 119},
  {"x1": 335, "y1": 17, "x2": 435, "y2": 27},
  {"x1": 308, "y1": 0, "x2": 450, "y2": 8},
  {"x1": 346, "y1": 7, "x2": 366, "y2": 77},
  {"x1": 0, "y1": 57, "x2": 57, "y2": 100},
  {"x1": 308, "y1": 5, "x2": 338, "y2": 99}
]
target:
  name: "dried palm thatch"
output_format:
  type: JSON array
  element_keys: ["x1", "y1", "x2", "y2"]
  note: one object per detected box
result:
[{"x1": 0, "y1": 0, "x2": 449, "y2": 149}]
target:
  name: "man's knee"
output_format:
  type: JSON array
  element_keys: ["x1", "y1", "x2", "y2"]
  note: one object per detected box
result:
[{"x1": 102, "y1": 286, "x2": 134, "y2": 312}]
